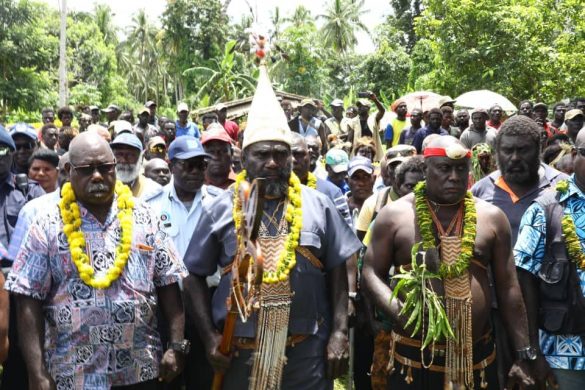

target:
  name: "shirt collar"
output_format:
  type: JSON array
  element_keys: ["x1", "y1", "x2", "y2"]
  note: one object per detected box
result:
[
  {"x1": 560, "y1": 175, "x2": 585, "y2": 202},
  {"x1": 167, "y1": 178, "x2": 207, "y2": 202}
]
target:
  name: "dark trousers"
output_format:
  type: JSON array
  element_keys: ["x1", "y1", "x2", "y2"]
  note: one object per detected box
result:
[
  {"x1": 353, "y1": 323, "x2": 373, "y2": 390},
  {"x1": 0, "y1": 295, "x2": 28, "y2": 390}
]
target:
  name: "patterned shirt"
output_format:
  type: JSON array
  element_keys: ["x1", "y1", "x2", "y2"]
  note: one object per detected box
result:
[
  {"x1": 5, "y1": 198, "x2": 187, "y2": 388},
  {"x1": 514, "y1": 175, "x2": 585, "y2": 370}
]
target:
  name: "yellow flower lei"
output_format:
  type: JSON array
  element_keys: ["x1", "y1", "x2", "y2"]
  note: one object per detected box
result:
[
  {"x1": 306, "y1": 172, "x2": 317, "y2": 189},
  {"x1": 233, "y1": 170, "x2": 303, "y2": 284},
  {"x1": 59, "y1": 181, "x2": 135, "y2": 289},
  {"x1": 413, "y1": 181, "x2": 477, "y2": 278},
  {"x1": 556, "y1": 180, "x2": 585, "y2": 269}
]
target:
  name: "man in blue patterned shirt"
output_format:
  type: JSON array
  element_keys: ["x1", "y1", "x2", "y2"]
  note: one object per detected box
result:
[{"x1": 514, "y1": 129, "x2": 585, "y2": 389}]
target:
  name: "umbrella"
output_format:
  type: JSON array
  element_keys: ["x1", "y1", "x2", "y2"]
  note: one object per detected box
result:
[
  {"x1": 455, "y1": 90, "x2": 517, "y2": 113},
  {"x1": 399, "y1": 91, "x2": 443, "y2": 113}
]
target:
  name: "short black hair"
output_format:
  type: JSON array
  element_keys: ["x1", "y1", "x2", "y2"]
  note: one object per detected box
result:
[
  {"x1": 57, "y1": 106, "x2": 73, "y2": 119},
  {"x1": 440, "y1": 106, "x2": 453, "y2": 114},
  {"x1": 42, "y1": 107, "x2": 54, "y2": 115},
  {"x1": 496, "y1": 115, "x2": 541, "y2": 151},
  {"x1": 519, "y1": 100, "x2": 533, "y2": 109},
  {"x1": 28, "y1": 148, "x2": 59, "y2": 168},
  {"x1": 395, "y1": 156, "x2": 425, "y2": 185},
  {"x1": 552, "y1": 102, "x2": 567, "y2": 112},
  {"x1": 41, "y1": 123, "x2": 57, "y2": 135},
  {"x1": 429, "y1": 107, "x2": 443, "y2": 117}
]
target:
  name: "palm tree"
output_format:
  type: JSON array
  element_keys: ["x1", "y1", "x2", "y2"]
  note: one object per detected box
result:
[
  {"x1": 94, "y1": 4, "x2": 118, "y2": 46},
  {"x1": 319, "y1": 0, "x2": 369, "y2": 53},
  {"x1": 287, "y1": 5, "x2": 313, "y2": 28}
]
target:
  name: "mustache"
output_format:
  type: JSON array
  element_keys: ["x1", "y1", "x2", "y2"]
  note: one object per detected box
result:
[{"x1": 87, "y1": 183, "x2": 109, "y2": 193}]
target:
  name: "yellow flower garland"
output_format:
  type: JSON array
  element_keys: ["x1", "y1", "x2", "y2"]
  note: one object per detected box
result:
[
  {"x1": 233, "y1": 170, "x2": 303, "y2": 284},
  {"x1": 306, "y1": 172, "x2": 317, "y2": 189},
  {"x1": 59, "y1": 181, "x2": 135, "y2": 289},
  {"x1": 556, "y1": 180, "x2": 585, "y2": 269}
]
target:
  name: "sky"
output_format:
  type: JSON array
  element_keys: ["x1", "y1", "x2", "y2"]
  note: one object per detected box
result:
[{"x1": 43, "y1": 0, "x2": 391, "y2": 54}]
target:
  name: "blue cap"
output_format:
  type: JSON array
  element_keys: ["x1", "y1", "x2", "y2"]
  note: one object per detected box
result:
[
  {"x1": 348, "y1": 156, "x2": 374, "y2": 176},
  {"x1": 110, "y1": 132, "x2": 143, "y2": 151},
  {"x1": 168, "y1": 136, "x2": 210, "y2": 160},
  {"x1": 0, "y1": 126, "x2": 15, "y2": 151},
  {"x1": 9, "y1": 122, "x2": 38, "y2": 142}
]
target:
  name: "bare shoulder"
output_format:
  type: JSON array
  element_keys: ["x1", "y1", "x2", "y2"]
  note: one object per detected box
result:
[
  {"x1": 473, "y1": 196, "x2": 511, "y2": 232},
  {"x1": 376, "y1": 193, "x2": 415, "y2": 227}
]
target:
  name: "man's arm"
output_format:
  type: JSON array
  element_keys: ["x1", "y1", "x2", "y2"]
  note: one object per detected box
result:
[
  {"x1": 361, "y1": 206, "x2": 404, "y2": 327},
  {"x1": 326, "y1": 261, "x2": 349, "y2": 379},
  {"x1": 15, "y1": 294, "x2": 55, "y2": 390},
  {"x1": 157, "y1": 283, "x2": 185, "y2": 382},
  {"x1": 489, "y1": 207, "x2": 535, "y2": 388},
  {"x1": 182, "y1": 274, "x2": 230, "y2": 372},
  {"x1": 370, "y1": 93, "x2": 385, "y2": 123}
]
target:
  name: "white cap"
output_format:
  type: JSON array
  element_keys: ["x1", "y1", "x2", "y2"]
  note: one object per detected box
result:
[
  {"x1": 177, "y1": 102, "x2": 189, "y2": 113},
  {"x1": 242, "y1": 65, "x2": 291, "y2": 150},
  {"x1": 113, "y1": 120, "x2": 133, "y2": 136},
  {"x1": 331, "y1": 99, "x2": 344, "y2": 107}
]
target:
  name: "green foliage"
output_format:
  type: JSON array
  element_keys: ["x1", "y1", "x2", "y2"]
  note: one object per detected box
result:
[
  {"x1": 319, "y1": 0, "x2": 369, "y2": 53},
  {"x1": 414, "y1": 0, "x2": 585, "y2": 103}
]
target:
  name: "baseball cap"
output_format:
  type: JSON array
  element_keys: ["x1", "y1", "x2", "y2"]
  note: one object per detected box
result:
[
  {"x1": 533, "y1": 102, "x2": 548, "y2": 110},
  {"x1": 566, "y1": 109, "x2": 584, "y2": 121},
  {"x1": 148, "y1": 136, "x2": 166, "y2": 149},
  {"x1": 202, "y1": 123, "x2": 232, "y2": 145},
  {"x1": 386, "y1": 145, "x2": 416, "y2": 164},
  {"x1": 177, "y1": 102, "x2": 189, "y2": 113},
  {"x1": 102, "y1": 104, "x2": 120, "y2": 113},
  {"x1": 215, "y1": 103, "x2": 228, "y2": 111},
  {"x1": 111, "y1": 132, "x2": 142, "y2": 151},
  {"x1": 348, "y1": 156, "x2": 374, "y2": 176},
  {"x1": 300, "y1": 98, "x2": 316, "y2": 108},
  {"x1": 145, "y1": 100, "x2": 156, "y2": 108},
  {"x1": 113, "y1": 120, "x2": 133, "y2": 137},
  {"x1": 330, "y1": 99, "x2": 344, "y2": 107},
  {"x1": 89, "y1": 105, "x2": 99, "y2": 111},
  {"x1": 9, "y1": 123, "x2": 38, "y2": 142},
  {"x1": 438, "y1": 96, "x2": 456, "y2": 107},
  {"x1": 138, "y1": 107, "x2": 150, "y2": 116},
  {"x1": 0, "y1": 126, "x2": 15, "y2": 151},
  {"x1": 168, "y1": 136, "x2": 210, "y2": 160},
  {"x1": 325, "y1": 149, "x2": 349, "y2": 173}
]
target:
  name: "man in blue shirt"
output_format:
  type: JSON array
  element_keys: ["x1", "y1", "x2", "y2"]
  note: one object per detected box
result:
[
  {"x1": 514, "y1": 129, "x2": 585, "y2": 389},
  {"x1": 412, "y1": 107, "x2": 449, "y2": 153},
  {"x1": 325, "y1": 148, "x2": 350, "y2": 194},
  {"x1": 175, "y1": 103, "x2": 200, "y2": 139}
]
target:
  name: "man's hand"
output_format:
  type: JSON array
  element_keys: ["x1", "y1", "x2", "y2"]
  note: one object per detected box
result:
[
  {"x1": 206, "y1": 332, "x2": 232, "y2": 373},
  {"x1": 531, "y1": 355, "x2": 558, "y2": 390},
  {"x1": 506, "y1": 360, "x2": 536, "y2": 390},
  {"x1": 29, "y1": 370, "x2": 56, "y2": 390},
  {"x1": 368, "y1": 91, "x2": 378, "y2": 102},
  {"x1": 326, "y1": 330, "x2": 349, "y2": 379},
  {"x1": 159, "y1": 349, "x2": 184, "y2": 383}
]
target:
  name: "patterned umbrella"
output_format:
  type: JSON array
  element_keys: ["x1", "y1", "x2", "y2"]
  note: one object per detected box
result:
[{"x1": 400, "y1": 91, "x2": 443, "y2": 113}]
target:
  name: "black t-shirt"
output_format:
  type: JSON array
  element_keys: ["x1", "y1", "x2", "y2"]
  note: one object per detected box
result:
[{"x1": 360, "y1": 119, "x2": 372, "y2": 137}]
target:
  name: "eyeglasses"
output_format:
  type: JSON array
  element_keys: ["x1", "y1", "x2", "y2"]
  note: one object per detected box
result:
[
  {"x1": 175, "y1": 159, "x2": 207, "y2": 172},
  {"x1": 15, "y1": 143, "x2": 35, "y2": 151},
  {"x1": 0, "y1": 146, "x2": 11, "y2": 156},
  {"x1": 71, "y1": 161, "x2": 117, "y2": 176}
]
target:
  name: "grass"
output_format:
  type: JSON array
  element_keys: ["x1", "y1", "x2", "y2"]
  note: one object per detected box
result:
[{"x1": 334, "y1": 374, "x2": 351, "y2": 390}]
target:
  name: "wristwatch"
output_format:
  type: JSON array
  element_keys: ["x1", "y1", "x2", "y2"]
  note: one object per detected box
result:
[
  {"x1": 168, "y1": 339, "x2": 191, "y2": 355},
  {"x1": 515, "y1": 346, "x2": 538, "y2": 361}
]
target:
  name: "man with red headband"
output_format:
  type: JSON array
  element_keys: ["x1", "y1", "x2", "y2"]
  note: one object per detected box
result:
[{"x1": 362, "y1": 135, "x2": 536, "y2": 389}]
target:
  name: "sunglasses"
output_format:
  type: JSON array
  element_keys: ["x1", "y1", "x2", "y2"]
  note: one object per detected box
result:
[
  {"x1": 0, "y1": 146, "x2": 11, "y2": 156},
  {"x1": 149, "y1": 145, "x2": 166, "y2": 153},
  {"x1": 71, "y1": 161, "x2": 117, "y2": 176},
  {"x1": 175, "y1": 159, "x2": 207, "y2": 172}
]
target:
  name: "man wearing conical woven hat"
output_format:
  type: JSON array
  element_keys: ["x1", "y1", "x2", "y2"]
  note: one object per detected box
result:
[
  {"x1": 363, "y1": 136, "x2": 537, "y2": 389},
  {"x1": 183, "y1": 64, "x2": 362, "y2": 389}
]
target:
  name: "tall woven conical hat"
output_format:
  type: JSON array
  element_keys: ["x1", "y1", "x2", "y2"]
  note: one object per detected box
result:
[{"x1": 242, "y1": 65, "x2": 291, "y2": 150}]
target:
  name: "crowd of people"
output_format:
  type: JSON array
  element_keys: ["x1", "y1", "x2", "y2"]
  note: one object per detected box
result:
[{"x1": 0, "y1": 62, "x2": 584, "y2": 390}]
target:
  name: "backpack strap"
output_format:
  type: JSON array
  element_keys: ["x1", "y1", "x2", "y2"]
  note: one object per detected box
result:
[{"x1": 371, "y1": 187, "x2": 392, "y2": 223}]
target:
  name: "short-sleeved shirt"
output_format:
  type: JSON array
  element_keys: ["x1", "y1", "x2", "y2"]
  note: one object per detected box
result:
[
  {"x1": 472, "y1": 164, "x2": 567, "y2": 244},
  {"x1": 298, "y1": 118, "x2": 321, "y2": 137},
  {"x1": 8, "y1": 189, "x2": 60, "y2": 261},
  {"x1": 325, "y1": 117, "x2": 351, "y2": 137},
  {"x1": 412, "y1": 126, "x2": 449, "y2": 153},
  {"x1": 459, "y1": 127, "x2": 497, "y2": 150},
  {"x1": 514, "y1": 176, "x2": 585, "y2": 370},
  {"x1": 183, "y1": 187, "x2": 361, "y2": 344},
  {"x1": 5, "y1": 198, "x2": 187, "y2": 389},
  {"x1": 398, "y1": 126, "x2": 419, "y2": 146},
  {"x1": 315, "y1": 178, "x2": 353, "y2": 228},
  {"x1": 0, "y1": 173, "x2": 45, "y2": 247},
  {"x1": 175, "y1": 120, "x2": 200, "y2": 139}
]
